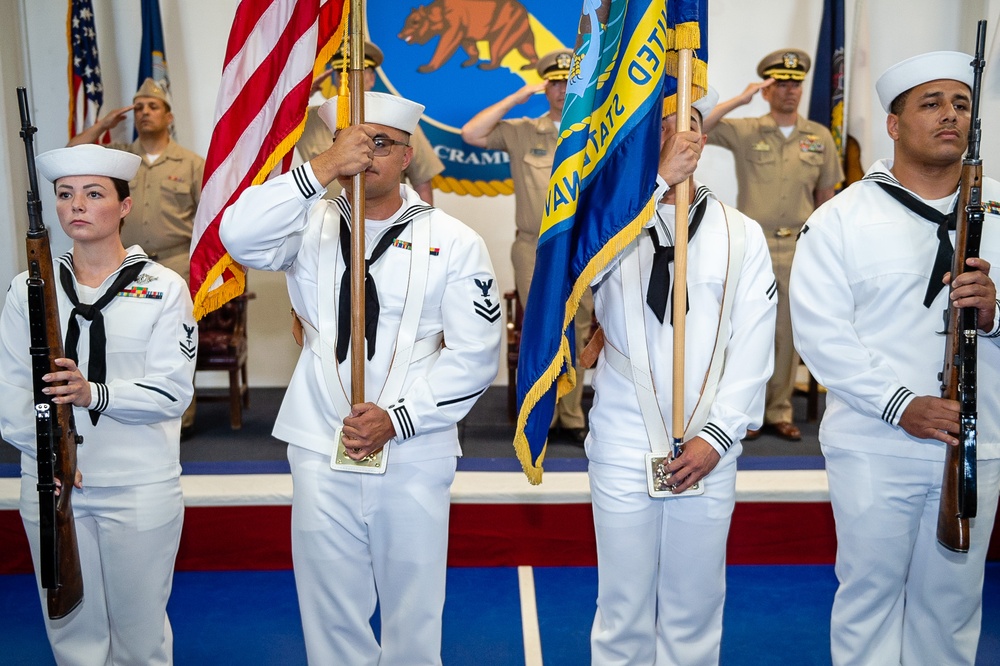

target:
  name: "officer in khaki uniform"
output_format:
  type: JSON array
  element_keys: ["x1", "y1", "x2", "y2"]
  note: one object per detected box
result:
[
  {"x1": 70, "y1": 78, "x2": 204, "y2": 281},
  {"x1": 461, "y1": 49, "x2": 593, "y2": 443},
  {"x1": 71, "y1": 78, "x2": 204, "y2": 431},
  {"x1": 703, "y1": 49, "x2": 843, "y2": 441},
  {"x1": 296, "y1": 40, "x2": 444, "y2": 204}
]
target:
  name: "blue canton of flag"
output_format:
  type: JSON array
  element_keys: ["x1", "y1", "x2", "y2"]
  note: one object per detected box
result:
[
  {"x1": 513, "y1": 0, "x2": 708, "y2": 484},
  {"x1": 68, "y1": 0, "x2": 104, "y2": 140}
]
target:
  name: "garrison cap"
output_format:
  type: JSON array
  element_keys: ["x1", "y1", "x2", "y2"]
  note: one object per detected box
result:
[
  {"x1": 318, "y1": 91, "x2": 424, "y2": 135},
  {"x1": 875, "y1": 51, "x2": 974, "y2": 113},
  {"x1": 329, "y1": 40, "x2": 384, "y2": 69},
  {"x1": 536, "y1": 49, "x2": 574, "y2": 81},
  {"x1": 134, "y1": 77, "x2": 171, "y2": 109},
  {"x1": 757, "y1": 49, "x2": 811, "y2": 81},
  {"x1": 36, "y1": 145, "x2": 141, "y2": 183}
]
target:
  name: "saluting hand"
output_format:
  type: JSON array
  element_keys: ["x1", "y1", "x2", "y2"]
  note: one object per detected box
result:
[
  {"x1": 341, "y1": 402, "x2": 396, "y2": 461},
  {"x1": 97, "y1": 105, "x2": 136, "y2": 133},
  {"x1": 41, "y1": 357, "x2": 92, "y2": 408},
  {"x1": 944, "y1": 257, "x2": 997, "y2": 332},
  {"x1": 513, "y1": 81, "x2": 548, "y2": 105},
  {"x1": 734, "y1": 78, "x2": 775, "y2": 106}
]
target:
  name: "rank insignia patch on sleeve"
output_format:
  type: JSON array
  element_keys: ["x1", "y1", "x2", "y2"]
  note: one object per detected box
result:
[
  {"x1": 473, "y1": 278, "x2": 500, "y2": 323},
  {"x1": 180, "y1": 323, "x2": 197, "y2": 361}
]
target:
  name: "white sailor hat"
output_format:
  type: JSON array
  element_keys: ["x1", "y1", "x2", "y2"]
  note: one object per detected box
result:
[
  {"x1": 35, "y1": 144, "x2": 141, "y2": 183},
  {"x1": 318, "y1": 91, "x2": 425, "y2": 135},
  {"x1": 876, "y1": 51, "x2": 974, "y2": 113},
  {"x1": 692, "y1": 85, "x2": 719, "y2": 120},
  {"x1": 662, "y1": 85, "x2": 719, "y2": 123}
]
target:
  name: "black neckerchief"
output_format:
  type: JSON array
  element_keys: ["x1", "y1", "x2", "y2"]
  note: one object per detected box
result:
[
  {"x1": 335, "y1": 217, "x2": 411, "y2": 364},
  {"x1": 646, "y1": 191, "x2": 709, "y2": 324},
  {"x1": 874, "y1": 180, "x2": 957, "y2": 308},
  {"x1": 60, "y1": 260, "x2": 146, "y2": 425}
]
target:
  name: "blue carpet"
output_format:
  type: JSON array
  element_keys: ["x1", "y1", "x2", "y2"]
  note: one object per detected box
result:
[{"x1": 2, "y1": 564, "x2": 998, "y2": 664}]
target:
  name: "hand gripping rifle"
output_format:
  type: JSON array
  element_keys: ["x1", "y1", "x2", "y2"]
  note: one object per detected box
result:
[
  {"x1": 936, "y1": 21, "x2": 987, "y2": 553},
  {"x1": 18, "y1": 87, "x2": 84, "y2": 617}
]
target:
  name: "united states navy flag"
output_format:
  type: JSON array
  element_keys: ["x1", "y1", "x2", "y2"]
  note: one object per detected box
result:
[
  {"x1": 513, "y1": 0, "x2": 708, "y2": 483},
  {"x1": 808, "y1": 0, "x2": 845, "y2": 163},
  {"x1": 137, "y1": 0, "x2": 171, "y2": 100}
]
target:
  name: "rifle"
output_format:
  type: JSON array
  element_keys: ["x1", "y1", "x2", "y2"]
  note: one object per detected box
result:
[
  {"x1": 18, "y1": 87, "x2": 85, "y2": 617},
  {"x1": 936, "y1": 21, "x2": 987, "y2": 553}
]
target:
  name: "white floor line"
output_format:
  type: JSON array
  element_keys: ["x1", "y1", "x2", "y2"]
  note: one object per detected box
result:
[{"x1": 518, "y1": 565, "x2": 544, "y2": 666}]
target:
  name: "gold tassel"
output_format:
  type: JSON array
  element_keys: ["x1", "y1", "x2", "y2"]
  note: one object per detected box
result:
[{"x1": 336, "y1": 40, "x2": 350, "y2": 130}]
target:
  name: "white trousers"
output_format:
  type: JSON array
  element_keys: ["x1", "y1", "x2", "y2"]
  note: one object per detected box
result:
[
  {"x1": 824, "y1": 446, "x2": 1000, "y2": 666},
  {"x1": 19, "y1": 476, "x2": 184, "y2": 666},
  {"x1": 288, "y1": 446, "x2": 457, "y2": 666},
  {"x1": 588, "y1": 448, "x2": 738, "y2": 666}
]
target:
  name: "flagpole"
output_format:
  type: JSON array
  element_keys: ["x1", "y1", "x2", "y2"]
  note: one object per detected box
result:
[
  {"x1": 349, "y1": 0, "x2": 366, "y2": 404},
  {"x1": 671, "y1": 47, "x2": 693, "y2": 454}
]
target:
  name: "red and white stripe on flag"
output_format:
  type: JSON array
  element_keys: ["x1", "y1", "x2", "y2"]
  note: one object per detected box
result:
[
  {"x1": 68, "y1": 0, "x2": 107, "y2": 141},
  {"x1": 190, "y1": 0, "x2": 348, "y2": 318}
]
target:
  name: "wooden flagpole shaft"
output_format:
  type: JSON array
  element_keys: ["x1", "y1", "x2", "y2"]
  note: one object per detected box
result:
[
  {"x1": 349, "y1": 0, "x2": 366, "y2": 405},
  {"x1": 671, "y1": 47, "x2": 694, "y2": 452}
]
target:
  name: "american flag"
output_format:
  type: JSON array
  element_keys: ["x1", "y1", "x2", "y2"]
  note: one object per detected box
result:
[
  {"x1": 189, "y1": 0, "x2": 349, "y2": 318},
  {"x1": 67, "y1": 0, "x2": 105, "y2": 140}
]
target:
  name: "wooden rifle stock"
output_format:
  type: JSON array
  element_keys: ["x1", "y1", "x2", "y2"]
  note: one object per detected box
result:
[
  {"x1": 936, "y1": 22, "x2": 987, "y2": 553},
  {"x1": 18, "y1": 87, "x2": 84, "y2": 618}
]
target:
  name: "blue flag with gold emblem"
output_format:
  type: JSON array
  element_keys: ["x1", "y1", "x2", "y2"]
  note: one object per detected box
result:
[
  {"x1": 137, "y1": 0, "x2": 169, "y2": 93},
  {"x1": 514, "y1": 0, "x2": 708, "y2": 484},
  {"x1": 808, "y1": 0, "x2": 845, "y2": 162}
]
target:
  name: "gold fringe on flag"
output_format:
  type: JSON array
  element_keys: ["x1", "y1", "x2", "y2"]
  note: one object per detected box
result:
[
  {"x1": 512, "y1": 195, "x2": 655, "y2": 484},
  {"x1": 193, "y1": 0, "x2": 350, "y2": 320}
]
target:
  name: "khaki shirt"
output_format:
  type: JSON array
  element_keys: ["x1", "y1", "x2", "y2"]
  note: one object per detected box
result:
[
  {"x1": 485, "y1": 115, "x2": 557, "y2": 238},
  {"x1": 111, "y1": 139, "x2": 204, "y2": 280},
  {"x1": 707, "y1": 114, "x2": 844, "y2": 232},
  {"x1": 297, "y1": 106, "x2": 444, "y2": 198}
]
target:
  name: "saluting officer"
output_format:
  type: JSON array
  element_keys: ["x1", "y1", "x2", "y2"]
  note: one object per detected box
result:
[
  {"x1": 703, "y1": 48, "x2": 844, "y2": 442},
  {"x1": 462, "y1": 49, "x2": 594, "y2": 444}
]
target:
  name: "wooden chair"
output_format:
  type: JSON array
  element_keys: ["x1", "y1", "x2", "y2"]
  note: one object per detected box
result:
[{"x1": 196, "y1": 292, "x2": 253, "y2": 429}]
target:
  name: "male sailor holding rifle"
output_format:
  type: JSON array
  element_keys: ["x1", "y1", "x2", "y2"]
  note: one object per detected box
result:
[{"x1": 790, "y1": 51, "x2": 1000, "y2": 665}]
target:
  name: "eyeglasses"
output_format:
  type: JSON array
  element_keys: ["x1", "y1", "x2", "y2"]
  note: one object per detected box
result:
[{"x1": 372, "y1": 136, "x2": 409, "y2": 156}]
